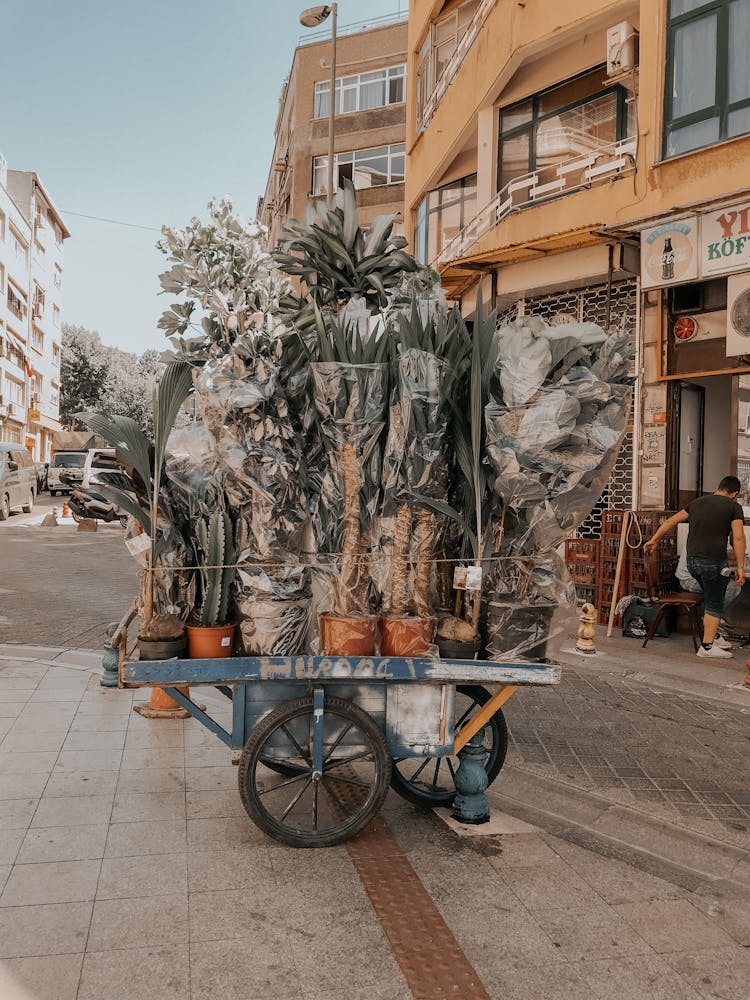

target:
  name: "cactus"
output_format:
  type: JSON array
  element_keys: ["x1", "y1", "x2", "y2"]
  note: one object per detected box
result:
[{"x1": 195, "y1": 511, "x2": 237, "y2": 627}]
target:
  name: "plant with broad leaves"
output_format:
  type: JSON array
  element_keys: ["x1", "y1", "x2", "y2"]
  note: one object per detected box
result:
[{"x1": 157, "y1": 198, "x2": 289, "y2": 361}]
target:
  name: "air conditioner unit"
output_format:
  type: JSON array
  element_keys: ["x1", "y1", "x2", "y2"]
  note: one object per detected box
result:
[
  {"x1": 726, "y1": 273, "x2": 750, "y2": 357},
  {"x1": 606, "y1": 22, "x2": 638, "y2": 77}
]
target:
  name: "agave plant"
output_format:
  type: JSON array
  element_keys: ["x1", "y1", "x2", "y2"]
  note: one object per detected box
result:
[
  {"x1": 193, "y1": 511, "x2": 237, "y2": 627},
  {"x1": 275, "y1": 180, "x2": 417, "y2": 319},
  {"x1": 80, "y1": 360, "x2": 195, "y2": 630}
]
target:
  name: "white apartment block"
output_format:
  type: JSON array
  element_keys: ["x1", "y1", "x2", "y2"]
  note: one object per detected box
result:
[{"x1": 0, "y1": 151, "x2": 69, "y2": 461}]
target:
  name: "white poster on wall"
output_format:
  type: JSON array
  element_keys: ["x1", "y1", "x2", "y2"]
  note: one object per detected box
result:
[{"x1": 641, "y1": 217, "x2": 699, "y2": 289}]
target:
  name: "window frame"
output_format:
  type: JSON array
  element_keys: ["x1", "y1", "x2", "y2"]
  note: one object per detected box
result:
[
  {"x1": 663, "y1": 0, "x2": 750, "y2": 158},
  {"x1": 311, "y1": 142, "x2": 406, "y2": 196},
  {"x1": 414, "y1": 173, "x2": 478, "y2": 264},
  {"x1": 313, "y1": 64, "x2": 406, "y2": 119},
  {"x1": 497, "y1": 67, "x2": 628, "y2": 193}
]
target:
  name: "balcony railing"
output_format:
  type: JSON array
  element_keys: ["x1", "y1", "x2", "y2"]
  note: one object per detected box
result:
[
  {"x1": 418, "y1": 0, "x2": 496, "y2": 132},
  {"x1": 432, "y1": 135, "x2": 637, "y2": 268}
]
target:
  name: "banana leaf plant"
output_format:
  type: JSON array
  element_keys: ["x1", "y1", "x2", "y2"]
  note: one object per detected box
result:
[{"x1": 80, "y1": 360, "x2": 194, "y2": 632}]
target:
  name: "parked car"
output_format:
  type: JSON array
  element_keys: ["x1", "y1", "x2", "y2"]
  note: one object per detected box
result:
[
  {"x1": 0, "y1": 443, "x2": 37, "y2": 520},
  {"x1": 82, "y1": 448, "x2": 121, "y2": 489},
  {"x1": 48, "y1": 451, "x2": 86, "y2": 495}
]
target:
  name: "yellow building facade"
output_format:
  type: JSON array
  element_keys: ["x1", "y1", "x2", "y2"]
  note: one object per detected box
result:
[{"x1": 406, "y1": 0, "x2": 750, "y2": 524}]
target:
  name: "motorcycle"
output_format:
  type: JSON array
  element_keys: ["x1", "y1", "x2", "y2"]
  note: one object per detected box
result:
[{"x1": 59, "y1": 470, "x2": 134, "y2": 528}]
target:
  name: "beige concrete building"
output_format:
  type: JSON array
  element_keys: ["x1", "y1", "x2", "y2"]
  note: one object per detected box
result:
[
  {"x1": 0, "y1": 152, "x2": 69, "y2": 461},
  {"x1": 405, "y1": 0, "x2": 750, "y2": 526},
  {"x1": 259, "y1": 13, "x2": 408, "y2": 247}
]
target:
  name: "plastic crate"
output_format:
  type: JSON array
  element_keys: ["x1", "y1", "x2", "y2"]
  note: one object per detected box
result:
[
  {"x1": 565, "y1": 539, "x2": 600, "y2": 565},
  {"x1": 599, "y1": 553, "x2": 629, "y2": 583},
  {"x1": 601, "y1": 510, "x2": 626, "y2": 536},
  {"x1": 575, "y1": 584, "x2": 598, "y2": 606},
  {"x1": 597, "y1": 602, "x2": 621, "y2": 627},
  {"x1": 566, "y1": 561, "x2": 598, "y2": 586},
  {"x1": 629, "y1": 556, "x2": 677, "y2": 588}
]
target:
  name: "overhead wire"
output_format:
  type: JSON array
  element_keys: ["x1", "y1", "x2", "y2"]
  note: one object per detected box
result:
[{"x1": 59, "y1": 209, "x2": 162, "y2": 233}]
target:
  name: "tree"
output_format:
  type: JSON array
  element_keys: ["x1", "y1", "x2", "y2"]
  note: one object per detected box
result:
[
  {"x1": 59, "y1": 324, "x2": 110, "y2": 428},
  {"x1": 60, "y1": 325, "x2": 165, "y2": 434}
]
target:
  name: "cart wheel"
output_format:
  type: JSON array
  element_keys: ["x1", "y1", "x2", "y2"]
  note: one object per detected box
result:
[
  {"x1": 390, "y1": 685, "x2": 508, "y2": 809},
  {"x1": 238, "y1": 695, "x2": 391, "y2": 848}
]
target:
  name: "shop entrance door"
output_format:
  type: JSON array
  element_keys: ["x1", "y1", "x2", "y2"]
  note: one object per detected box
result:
[{"x1": 677, "y1": 382, "x2": 704, "y2": 508}]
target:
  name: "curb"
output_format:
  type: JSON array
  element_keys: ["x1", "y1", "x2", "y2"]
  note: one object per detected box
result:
[
  {"x1": 557, "y1": 648, "x2": 750, "y2": 709},
  {"x1": 491, "y1": 766, "x2": 750, "y2": 892},
  {"x1": 0, "y1": 643, "x2": 102, "y2": 672}
]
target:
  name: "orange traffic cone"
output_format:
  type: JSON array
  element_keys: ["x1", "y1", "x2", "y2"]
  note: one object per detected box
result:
[
  {"x1": 745, "y1": 658, "x2": 750, "y2": 688},
  {"x1": 134, "y1": 686, "x2": 195, "y2": 719},
  {"x1": 62, "y1": 501, "x2": 70, "y2": 518}
]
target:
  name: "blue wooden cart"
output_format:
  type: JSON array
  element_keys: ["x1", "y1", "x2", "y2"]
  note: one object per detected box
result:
[{"x1": 120, "y1": 648, "x2": 560, "y2": 848}]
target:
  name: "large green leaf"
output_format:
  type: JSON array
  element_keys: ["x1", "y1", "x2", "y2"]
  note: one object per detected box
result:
[
  {"x1": 153, "y1": 360, "x2": 194, "y2": 475},
  {"x1": 78, "y1": 413, "x2": 151, "y2": 491},
  {"x1": 95, "y1": 485, "x2": 152, "y2": 535}
]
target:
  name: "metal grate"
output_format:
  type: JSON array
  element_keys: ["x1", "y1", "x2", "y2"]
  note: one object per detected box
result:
[{"x1": 495, "y1": 278, "x2": 638, "y2": 538}]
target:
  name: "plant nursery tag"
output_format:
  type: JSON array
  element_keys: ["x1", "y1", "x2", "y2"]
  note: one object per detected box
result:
[
  {"x1": 453, "y1": 566, "x2": 468, "y2": 590},
  {"x1": 221, "y1": 637, "x2": 231, "y2": 647},
  {"x1": 465, "y1": 566, "x2": 482, "y2": 591}
]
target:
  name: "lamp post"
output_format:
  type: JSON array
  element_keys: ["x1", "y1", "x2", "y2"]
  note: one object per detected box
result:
[{"x1": 299, "y1": 4, "x2": 338, "y2": 206}]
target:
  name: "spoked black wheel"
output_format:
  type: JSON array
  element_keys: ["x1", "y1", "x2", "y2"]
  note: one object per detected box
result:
[
  {"x1": 238, "y1": 695, "x2": 391, "y2": 848},
  {"x1": 390, "y1": 684, "x2": 509, "y2": 808}
]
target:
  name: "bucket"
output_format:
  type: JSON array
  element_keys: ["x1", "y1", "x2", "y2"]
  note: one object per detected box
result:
[
  {"x1": 187, "y1": 624, "x2": 236, "y2": 659},
  {"x1": 380, "y1": 616, "x2": 435, "y2": 656},
  {"x1": 436, "y1": 636, "x2": 481, "y2": 660},
  {"x1": 137, "y1": 636, "x2": 187, "y2": 661},
  {"x1": 320, "y1": 614, "x2": 376, "y2": 655}
]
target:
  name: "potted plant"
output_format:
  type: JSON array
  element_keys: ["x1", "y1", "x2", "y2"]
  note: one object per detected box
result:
[
  {"x1": 275, "y1": 182, "x2": 416, "y2": 655},
  {"x1": 186, "y1": 510, "x2": 237, "y2": 658},
  {"x1": 81, "y1": 360, "x2": 195, "y2": 659},
  {"x1": 158, "y1": 199, "x2": 311, "y2": 656},
  {"x1": 380, "y1": 301, "x2": 468, "y2": 655}
]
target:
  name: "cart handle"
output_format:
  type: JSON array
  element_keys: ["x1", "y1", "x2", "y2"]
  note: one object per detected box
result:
[{"x1": 454, "y1": 685, "x2": 518, "y2": 754}]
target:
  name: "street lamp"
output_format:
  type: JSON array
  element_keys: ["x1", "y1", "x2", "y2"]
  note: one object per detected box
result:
[{"x1": 299, "y1": 4, "x2": 337, "y2": 206}]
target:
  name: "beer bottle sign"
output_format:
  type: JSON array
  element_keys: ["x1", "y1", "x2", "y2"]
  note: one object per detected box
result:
[
  {"x1": 642, "y1": 218, "x2": 697, "y2": 289},
  {"x1": 661, "y1": 238, "x2": 675, "y2": 281}
]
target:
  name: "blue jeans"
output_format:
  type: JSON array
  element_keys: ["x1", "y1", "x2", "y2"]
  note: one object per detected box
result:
[{"x1": 686, "y1": 556, "x2": 729, "y2": 618}]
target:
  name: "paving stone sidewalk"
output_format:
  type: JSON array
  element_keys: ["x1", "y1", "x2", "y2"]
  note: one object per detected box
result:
[{"x1": 1, "y1": 650, "x2": 750, "y2": 1000}]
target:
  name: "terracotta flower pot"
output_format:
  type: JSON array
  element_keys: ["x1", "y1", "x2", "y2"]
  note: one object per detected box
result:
[
  {"x1": 320, "y1": 614, "x2": 376, "y2": 655},
  {"x1": 380, "y1": 616, "x2": 436, "y2": 656},
  {"x1": 187, "y1": 624, "x2": 236, "y2": 659}
]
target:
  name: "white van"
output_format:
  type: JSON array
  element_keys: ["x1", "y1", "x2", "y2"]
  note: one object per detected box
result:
[
  {"x1": 48, "y1": 451, "x2": 86, "y2": 495},
  {"x1": 82, "y1": 448, "x2": 122, "y2": 488}
]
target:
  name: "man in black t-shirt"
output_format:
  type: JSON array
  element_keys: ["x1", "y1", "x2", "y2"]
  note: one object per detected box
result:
[{"x1": 645, "y1": 476, "x2": 746, "y2": 659}]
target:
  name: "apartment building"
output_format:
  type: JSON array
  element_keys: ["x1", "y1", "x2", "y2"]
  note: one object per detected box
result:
[
  {"x1": 0, "y1": 153, "x2": 68, "y2": 461},
  {"x1": 405, "y1": 0, "x2": 750, "y2": 528},
  {"x1": 259, "y1": 13, "x2": 408, "y2": 248}
]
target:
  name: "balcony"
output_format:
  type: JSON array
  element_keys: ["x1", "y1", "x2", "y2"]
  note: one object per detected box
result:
[
  {"x1": 432, "y1": 134, "x2": 637, "y2": 267},
  {"x1": 7, "y1": 289, "x2": 27, "y2": 323},
  {"x1": 417, "y1": 0, "x2": 496, "y2": 133}
]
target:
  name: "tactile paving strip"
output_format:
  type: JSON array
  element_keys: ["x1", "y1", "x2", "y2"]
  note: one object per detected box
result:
[{"x1": 345, "y1": 813, "x2": 491, "y2": 1000}]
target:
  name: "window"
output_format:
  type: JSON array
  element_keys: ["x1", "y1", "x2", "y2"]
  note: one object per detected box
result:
[
  {"x1": 312, "y1": 143, "x2": 405, "y2": 195},
  {"x1": 31, "y1": 327, "x2": 44, "y2": 353},
  {"x1": 52, "y1": 342, "x2": 61, "y2": 365},
  {"x1": 5, "y1": 377, "x2": 24, "y2": 407},
  {"x1": 416, "y1": 0, "x2": 480, "y2": 127},
  {"x1": 498, "y1": 67, "x2": 630, "y2": 195},
  {"x1": 7, "y1": 285, "x2": 27, "y2": 322},
  {"x1": 0, "y1": 209, "x2": 5, "y2": 241},
  {"x1": 53, "y1": 304, "x2": 60, "y2": 327},
  {"x1": 30, "y1": 372, "x2": 42, "y2": 399},
  {"x1": 665, "y1": 0, "x2": 750, "y2": 157},
  {"x1": 0, "y1": 263, "x2": 4, "y2": 295},
  {"x1": 5, "y1": 336, "x2": 25, "y2": 371},
  {"x1": 414, "y1": 174, "x2": 478, "y2": 264},
  {"x1": 314, "y1": 64, "x2": 406, "y2": 118},
  {"x1": 33, "y1": 284, "x2": 45, "y2": 319},
  {"x1": 10, "y1": 226, "x2": 28, "y2": 266},
  {"x1": 53, "y1": 264, "x2": 62, "y2": 289}
]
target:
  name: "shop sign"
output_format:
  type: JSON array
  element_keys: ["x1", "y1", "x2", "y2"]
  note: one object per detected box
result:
[
  {"x1": 27, "y1": 407, "x2": 41, "y2": 422},
  {"x1": 641, "y1": 217, "x2": 698, "y2": 289},
  {"x1": 701, "y1": 203, "x2": 750, "y2": 276}
]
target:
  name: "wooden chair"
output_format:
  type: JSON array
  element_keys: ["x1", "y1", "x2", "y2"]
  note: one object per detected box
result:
[{"x1": 641, "y1": 551, "x2": 703, "y2": 651}]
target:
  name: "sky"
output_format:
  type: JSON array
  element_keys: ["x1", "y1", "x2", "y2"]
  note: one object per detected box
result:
[{"x1": 1, "y1": 0, "x2": 405, "y2": 354}]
